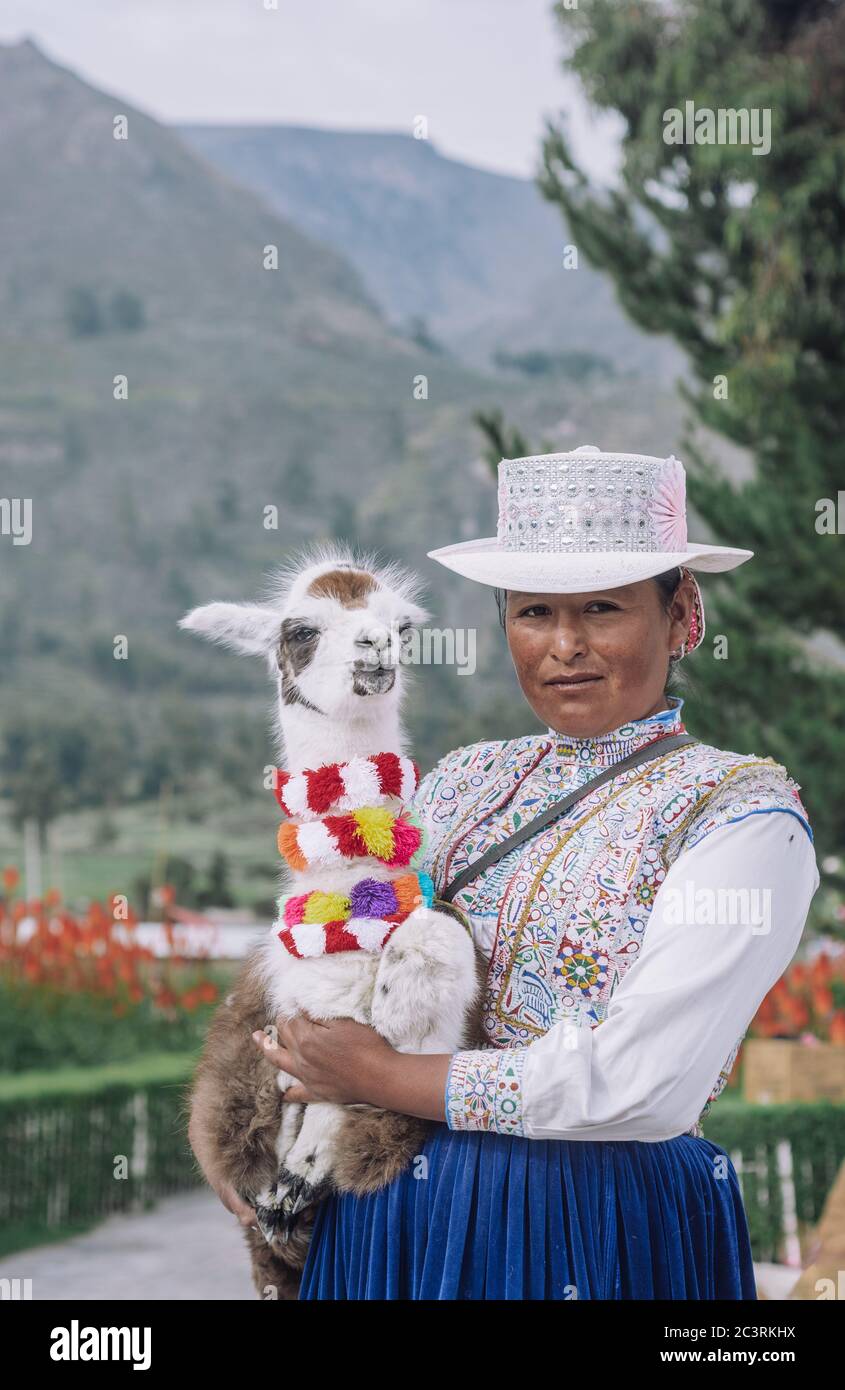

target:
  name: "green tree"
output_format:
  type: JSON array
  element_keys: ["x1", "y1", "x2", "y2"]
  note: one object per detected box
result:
[
  {"x1": 109, "y1": 289, "x2": 145, "y2": 331},
  {"x1": 1, "y1": 709, "x2": 131, "y2": 842},
  {"x1": 530, "y1": 0, "x2": 845, "y2": 855},
  {"x1": 198, "y1": 850, "x2": 235, "y2": 909},
  {"x1": 473, "y1": 408, "x2": 556, "y2": 464},
  {"x1": 407, "y1": 315, "x2": 444, "y2": 355},
  {"x1": 493, "y1": 348, "x2": 614, "y2": 381},
  {"x1": 65, "y1": 285, "x2": 103, "y2": 337},
  {"x1": 133, "y1": 856, "x2": 198, "y2": 916},
  {"x1": 283, "y1": 456, "x2": 315, "y2": 505},
  {"x1": 140, "y1": 697, "x2": 213, "y2": 798}
]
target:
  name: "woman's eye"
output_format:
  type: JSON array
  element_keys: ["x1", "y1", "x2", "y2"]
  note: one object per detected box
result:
[
  {"x1": 518, "y1": 606, "x2": 550, "y2": 618},
  {"x1": 586, "y1": 603, "x2": 618, "y2": 613}
]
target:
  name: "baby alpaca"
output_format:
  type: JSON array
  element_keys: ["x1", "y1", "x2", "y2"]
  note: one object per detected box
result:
[{"x1": 181, "y1": 545, "x2": 482, "y2": 1298}]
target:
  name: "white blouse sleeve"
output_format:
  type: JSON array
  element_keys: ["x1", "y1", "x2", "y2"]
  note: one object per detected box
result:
[{"x1": 444, "y1": 810, "x2": 820, "y2": 1142}]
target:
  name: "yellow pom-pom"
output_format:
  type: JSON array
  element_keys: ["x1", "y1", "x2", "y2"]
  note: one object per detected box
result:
[
  {"x1": 352, "y1": 806, "x2": 396, "y2": 859},
  {"x1": 303, "y1": 891, "x2": 350, "y2": 923}
]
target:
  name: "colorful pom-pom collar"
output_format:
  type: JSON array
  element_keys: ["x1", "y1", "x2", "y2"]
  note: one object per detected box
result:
[
  {"x1": 274, "y1": 871, "x2": 435, "y2": 957},
  {"x1": 277, "y1": 806, "x2": 427, "y2": 871},
  {"x1": 274, "y1": 752, "x2": 419, "y2": 820}
]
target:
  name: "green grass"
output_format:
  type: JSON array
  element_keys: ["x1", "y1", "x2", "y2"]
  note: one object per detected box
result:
[
  {"x1": 37, "y1": 852, "x2": 158, "y2": 905},
  {"x1": 0, "y1": 1051, "x2": 198, "y2": 1102},
  {"x1": 0, "y1": 786, "x2": 279, "y2": 912}
]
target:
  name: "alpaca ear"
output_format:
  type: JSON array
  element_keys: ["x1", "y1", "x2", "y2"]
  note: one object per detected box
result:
[{"x1": 178, "y1": 602, "x2": 279, "y2": 657}]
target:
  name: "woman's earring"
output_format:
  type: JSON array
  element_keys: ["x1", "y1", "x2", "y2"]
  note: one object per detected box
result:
[{"x1": 672, "y1": 640, "x2": 687, "y2": 662}]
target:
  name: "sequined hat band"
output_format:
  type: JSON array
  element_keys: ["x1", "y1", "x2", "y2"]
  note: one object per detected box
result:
[
  {"x1": 427, "y1": 445, "x2": 754, "y2": 592},
  {"x1": 495, "y1": 450, "x2": 688, "y2": 555}
]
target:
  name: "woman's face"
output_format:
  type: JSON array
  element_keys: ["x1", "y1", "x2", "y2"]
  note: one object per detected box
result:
[{"x1": 504, "y1": 577, "x2": 695, "y2": 737}]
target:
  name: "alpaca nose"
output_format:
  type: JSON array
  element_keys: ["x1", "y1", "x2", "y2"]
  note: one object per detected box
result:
[{"x1": 355, "y1": 625, "x2": 393, "y2": 666}]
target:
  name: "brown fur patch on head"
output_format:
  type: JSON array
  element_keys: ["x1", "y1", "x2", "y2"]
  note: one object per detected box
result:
[{"x1": 307, "y1": 568, "x2": 378, "y2": 609}]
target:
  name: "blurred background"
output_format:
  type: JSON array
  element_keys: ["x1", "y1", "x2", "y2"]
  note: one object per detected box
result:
[{"x1": 0, "y1": 0, "x2": 843, "y2": 1299}]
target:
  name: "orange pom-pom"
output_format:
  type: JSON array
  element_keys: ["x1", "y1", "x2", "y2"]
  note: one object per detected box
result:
[
  {"x1": 393, "y1": 874, "x2": 422, "y2": 914},
  {"x1": 278, "y1": 823, "x2": 308, "y2": 871}
]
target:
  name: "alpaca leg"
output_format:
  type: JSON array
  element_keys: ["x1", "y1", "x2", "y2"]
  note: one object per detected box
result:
[
  {"x1": 323, "y1": 909, "x2": 479, "y2": 1201},
  {"x1": 269, "y1": 1067, "x2": 304, "y2": 1165},
  {"x1": 370, "y1": 907, "x2": 479, "y2": 1052},
  {"x1": 269, "y1": 1102, "x2": 348, "y2": 1233},
  {"x1": 249, "y1": 1069, "x2": 305, "y2": 1243},
  {"x1": 274, "y1": 1092, "x2": 304, "y2": 1161}
]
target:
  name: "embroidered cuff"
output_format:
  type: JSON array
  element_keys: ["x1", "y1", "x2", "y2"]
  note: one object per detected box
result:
[{"x1": 444, "y1": 1048, "x2": 528, "y2": 1136}]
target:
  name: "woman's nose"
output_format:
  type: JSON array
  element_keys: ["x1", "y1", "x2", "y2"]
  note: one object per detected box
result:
[{"x1": 549, "y1": 620, "x2": 588, "y2": 660}]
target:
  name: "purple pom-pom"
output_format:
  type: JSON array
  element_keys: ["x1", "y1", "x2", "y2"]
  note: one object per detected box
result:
[{"x1": 350, "y1": 877, "x2": 398, "y2": 918}]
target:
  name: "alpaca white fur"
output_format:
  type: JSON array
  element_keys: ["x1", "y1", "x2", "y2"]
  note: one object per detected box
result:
[{"x1": 180, "y1": 543, "x2": 478, "y2": 1229}]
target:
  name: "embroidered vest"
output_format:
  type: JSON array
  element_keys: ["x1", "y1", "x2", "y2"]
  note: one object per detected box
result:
[{"x1": 413, "y1": 697, "x2": 812, "y2": 1136}]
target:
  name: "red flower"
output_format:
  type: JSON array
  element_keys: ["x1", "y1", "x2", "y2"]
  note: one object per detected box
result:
[
  {"x1": 829, "y1": 1012, "x2": 845, "y2": 1046},
  {"x1": 2, "y1": 866, "x2": 20, "y2": 892}
]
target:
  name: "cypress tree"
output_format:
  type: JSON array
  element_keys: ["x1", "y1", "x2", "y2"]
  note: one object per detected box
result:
[{"x1": 514, "y1": 0, "x2": 845, "y2": 856}]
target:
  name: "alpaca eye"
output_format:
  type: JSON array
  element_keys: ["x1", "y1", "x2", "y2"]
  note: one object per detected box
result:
[{"x1": 291, "y1": 627, "x2": 317, "y2": 642}]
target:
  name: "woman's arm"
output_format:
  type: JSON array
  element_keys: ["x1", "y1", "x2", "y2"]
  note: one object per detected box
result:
[
  {"x1": 444, "y1": 810, "x2": 820, "y2": 1141},
  {"x1": 253, "y1": 811, "x2": 819, "y2": 1139},
  {"x1": 251, "y1": 1016, "x2": 453, "y2": 1119}
]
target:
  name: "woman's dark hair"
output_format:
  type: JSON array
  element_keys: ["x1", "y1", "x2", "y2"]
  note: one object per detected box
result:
[
  {"x1": 493, "y1": 567, "x2": 686, "y2": 690},
  {"x1": 651, "y1": 567, "x2": 684, "y2": 616}
]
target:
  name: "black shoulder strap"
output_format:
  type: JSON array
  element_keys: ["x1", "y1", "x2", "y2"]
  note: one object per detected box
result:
[{"x1": 439, "y1": 732, "x2": 698, "y2": 903}]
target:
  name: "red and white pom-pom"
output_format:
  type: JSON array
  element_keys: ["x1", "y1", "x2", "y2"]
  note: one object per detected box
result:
[
  {"x1": 277, "y1": 918, "x2": 402, "y2": 958},
  {"x1": 274, "y1": 752, "x2": 419, "y2": 819}
]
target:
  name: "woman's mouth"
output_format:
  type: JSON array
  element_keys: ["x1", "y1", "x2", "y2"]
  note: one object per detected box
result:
[{"x1": 545, "y1": 675, "x2": 603, "y2": 689}]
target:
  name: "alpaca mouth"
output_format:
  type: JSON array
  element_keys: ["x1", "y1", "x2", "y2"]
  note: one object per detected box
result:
[{"x1": 352, "y1": 665, "x2": 396, "y2": 696}]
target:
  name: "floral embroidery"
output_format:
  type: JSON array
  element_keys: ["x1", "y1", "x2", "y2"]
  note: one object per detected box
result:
[
  {"x1": 445, "y1": 1048, "x2": 527, "y2": 1135},
  {"x1": 553, "y1": 947, "x2": 608, "y2": 994},
  {"x1": 634, "y1": 880, "x2": 658, "y2": 907}
]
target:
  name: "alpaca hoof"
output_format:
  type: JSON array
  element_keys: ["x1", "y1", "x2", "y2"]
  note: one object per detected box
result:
[{"x1": 254, "y1": 1168, "x2": 329, "y2": 1242}]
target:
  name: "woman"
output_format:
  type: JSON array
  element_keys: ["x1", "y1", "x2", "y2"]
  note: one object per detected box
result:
[{"x1": 249, "y1": 445, "x2": 819, "y2": 1299}]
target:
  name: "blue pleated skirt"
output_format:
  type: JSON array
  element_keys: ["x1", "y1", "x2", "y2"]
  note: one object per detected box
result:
[{"x1": 298, "y1": 1125, "x2": 757, "y2": 1300}]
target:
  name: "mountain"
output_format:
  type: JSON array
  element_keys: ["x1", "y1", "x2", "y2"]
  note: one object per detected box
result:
[
  {"x1": 0, "y1": 41, "x2": 386, "y2": 344},
  {"x1": 178, "y1": 123, "x2": 683, "y2": 378},
  {"x1": 0, "y1": 39, "x2": 688, "y2": 831}
]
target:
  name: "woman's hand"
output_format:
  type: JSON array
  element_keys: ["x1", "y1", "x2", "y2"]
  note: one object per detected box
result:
[
  {"x1": 211, "y1": 1178, "x2": 258, "y2": 1230},
  {"x1": 251, "y1": 1015, "x2": 396, "y2": 1105}
]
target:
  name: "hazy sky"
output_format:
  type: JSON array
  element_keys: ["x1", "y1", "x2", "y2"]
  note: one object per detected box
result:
[{"x1": 0, "y1": 0, "x2": 621, "y2": 181}]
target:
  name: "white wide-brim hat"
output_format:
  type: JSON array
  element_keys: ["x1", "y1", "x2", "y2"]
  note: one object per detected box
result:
[{"x1": 427, "y1": 446, "x2": 753, "y2": 594}]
